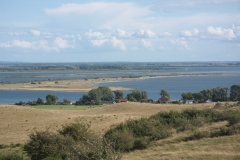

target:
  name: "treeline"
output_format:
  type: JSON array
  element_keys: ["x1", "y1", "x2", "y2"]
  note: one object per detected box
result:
[{"x1": 181, "y1": 85, "x2": 240, "y2": 102}]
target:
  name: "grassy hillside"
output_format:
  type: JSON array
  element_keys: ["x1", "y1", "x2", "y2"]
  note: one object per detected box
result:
[{"x1": 1, "y1": 102, "x2": 239, "y2": 159}]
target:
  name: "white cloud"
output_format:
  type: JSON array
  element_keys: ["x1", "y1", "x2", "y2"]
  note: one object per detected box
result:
[
  {"x1": 64, "y1": 34, "x2": 75, "y2": 38},
  {"x1": 111, "y1": 37, "x2": 126, "y2": 51},
  {"x1": 112, "y1": 29, "x2": 130, "y2": 38},
  {"x1": 12, "y1": 40, "x2": 34, "y2": 48},
  {"x1": 54, "y1": 37, "x2": 72, "y2": 48},
  {"x1": 45, "y1": 2, "x2": 149, "y2": 15},
  {"x1": 207, "y1": 26, "x2": 236, "y2": 40},
  {"x1": 91, "y1": 39, "x2": 109, "y2": 46},
  {"x1": 132, "y1": 29, "x2": 157, "y2": 38},
  {"x1": 140, "y1": 39, "x2": 152, "y2": 48},
  {"x1": 31, "y1": 30, "x2": 41, "y2": 36},
  {"x1": 85, "y1": 30, "x2": 105, "y2": 39},
  {"x1": 170, "y1": 38, "x2": 189, "y2": 49},
  {"x1": 0, "y1": 43, "x2": 11, "y2": 48},
  {"x1": 181, "y1": 28, "x2": 199, "y2": 37},
  {"x1": 159, "y1": 32, "x2": 172, "y2": 37}
]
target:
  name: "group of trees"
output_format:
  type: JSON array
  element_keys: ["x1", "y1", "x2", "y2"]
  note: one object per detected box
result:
[
  {"x1": 76, "y1": 87, "x2": 121, "y2": 105},
  {"x1": 181, "y1": 85, "x2": 240, "y2": 102},
  {"x1": 126, "y1": 90, "x2": 148, "y2": 102},
  {"x1": 76, "y1": 87, "x2": 172, "y2": 104}
]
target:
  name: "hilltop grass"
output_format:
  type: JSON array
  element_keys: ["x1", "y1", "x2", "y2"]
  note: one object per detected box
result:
[
  {"x1": 31, "y1": 105, "x2": 103, "y2": 110},
  {"x1": 1, "y1": 102, "x2": 239, "y2": 159}
]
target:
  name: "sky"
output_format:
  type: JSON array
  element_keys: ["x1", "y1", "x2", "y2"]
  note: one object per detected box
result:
[{"x1": 0, "y1": 0, "x2": 240, "y2": 62}]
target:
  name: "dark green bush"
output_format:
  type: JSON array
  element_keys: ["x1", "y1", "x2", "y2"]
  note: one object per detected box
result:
[
  {"x1": 185, "y1": 130, "x2": 210, "y2": 141},
  {"x1": 133, "y1": 138, "x2": 150, "y2": 150},
  {"x1": 105, "y1": 129, "x2": 135, "y2": 152},
  {"x1": 24, "y1": 122, "x2": 121, "y2": 160},
  {"x1": 0, "y1": 152, "x2": 24, "y2": 160},
  {"x1": 23, "y1": 130, "x2": 74, "y2": 160}
]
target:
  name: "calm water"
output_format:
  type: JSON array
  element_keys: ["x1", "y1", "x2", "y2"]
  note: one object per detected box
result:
[
  {"x1": 0, "y1": 90, "x2": 86, "y2": 104},
  {"x1": 95, "y1": 75, "x2": 240, "y2": 100},
  {"x1": 0, "y1": 66, "x2": 240, "y2": 103}
]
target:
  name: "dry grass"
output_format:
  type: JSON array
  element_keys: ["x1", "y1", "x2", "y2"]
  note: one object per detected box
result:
[
  {"x1": 0, "y1": 103, "x2": 211, "y2": 144},
  {"x1": 1, "y1": 102, "x2": 239, "y2": 160}
]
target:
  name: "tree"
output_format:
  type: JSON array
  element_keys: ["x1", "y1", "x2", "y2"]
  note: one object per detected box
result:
[
  {"x1": 77, "y1": 94, "x2": 91, "y2": 105},
  {"x1": 230, "y1": 85, "x2": 240, "y2": 101},
  {"x1": 160, "y1": 89, "x2": 170, "y2": 100},
  {"x1": 114, "y1": 90, "x2": 124, "y2": 99},
  {"x1": 46, "y1": 94, "x2": 58, "y2": 105},
  {"x1": 200, "y1": 89, "x2": 212, "y2": 100},
  {"x1": 63, "y1": 98, "x2": 70, "y2": 105},
  {"x1": 36, "y1": 98, "x2": 44, "y2": 105},
  {"x1": 127, "y1": 90, "x2": 148, "y2": 102},
  {"x1": 192, "y1": 92, "x2": 204, "y2": 101},
  {"x1": 181, "y1": 92, "x2": 193, "y2": 100}
]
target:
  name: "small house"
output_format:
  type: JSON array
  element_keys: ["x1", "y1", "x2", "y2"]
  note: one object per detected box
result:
[
  {"x1": 159, "y1": 97, "x2": 168, "y2": 103},
  {"x1": 117, "y1": 99, "x2": 128, "y2": 103},
  {"x1": 206, "y1": 99, "x2": 212, "y2": 103},
  {"x1": 185, "y1": 100, "x2": 194, "y2": 104}
]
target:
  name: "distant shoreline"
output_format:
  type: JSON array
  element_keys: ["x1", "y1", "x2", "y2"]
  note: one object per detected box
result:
[{"x1": 0, "y1": 73, "x2": 227, "y2": 92}]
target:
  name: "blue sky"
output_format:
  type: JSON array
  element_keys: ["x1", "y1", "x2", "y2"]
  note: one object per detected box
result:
[{"x1": 0, "y1": 0, "x2": 240, "y2": 62}]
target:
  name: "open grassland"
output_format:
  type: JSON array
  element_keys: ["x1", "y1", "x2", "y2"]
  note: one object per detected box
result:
[
  {"x1": 0, "y1": 102, "x2": 213, "y2": 145},
  {"x1": 31, "y1": 105, "x2": 101, "y2": 110},
  {"x1": 1, "y1": 102, "x2": 240, "y2": 160}
]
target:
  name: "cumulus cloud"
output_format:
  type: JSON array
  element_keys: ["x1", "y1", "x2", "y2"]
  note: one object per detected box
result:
[
  {"x1": 85, "y1": 30, "x2": 105, "y2": 39},
  {"x1": 180, "y1": 28, "x2": 199, "y2": 37},
  {"x1": 132, "y1": 29, "x2": 157, "y2": 38},
  {"x1": 54, "y1": 37, "x2": 72, "y2": 49},
  {"x1": 140, "y1": 39, "x2": 152, "y2": 48},
  {"x1": 13, "y1": 40, "x2": 34, "y2": 48},
  {"x1": 111, "y1": 37, "x2": 126, "y2": 50},
  {"x1": 0, "y1": 38, "x2": 73, "y2": 51},
  {"x1": 170, "y1": 38, "x2": 189, "y2": 49},
  {"x1": 207, "y1": 26, "x2": 236, "y2": 40},
  {"x1": 31, "y1": 30, "x2": 41, "y2": 36},
  {"x1": 112, "y1": 29, "x2": 130, "y2": 38},
  {"x1": 90, "y1": 36, "x2": 126, "y2": 51},
  {"x1": 91, "y1": 39, "x2": 109, "y2": 46},
  {"x1": 0, "y1": 40, "x2": 34, "y2": 48},
  {"x1": 159, "y1": 32, "x2": 172, "y2": 37}
]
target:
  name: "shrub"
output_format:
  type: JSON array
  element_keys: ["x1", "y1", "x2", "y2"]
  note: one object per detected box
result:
[
  {"x1": 133, "y1": 138, "x2": 150, "y2": 150},
  {"x1": 185, "y1": 130, "x2": 210, "y2": 141},
  {"x1": 23, "y1": 130, "x2": 74, "y2": 160},
  {"x1": 105, "y1": 129, "x2": 135, "y2": 152},
  {"x1": 0, "y1": 152, "x2": 24, "y2": 160},
  {"x1": 58, "y1": 122, "x2": 93, "y2": 142},
  {"x1": 24, "y1": 123, "x2": 121, "y2": 160}
]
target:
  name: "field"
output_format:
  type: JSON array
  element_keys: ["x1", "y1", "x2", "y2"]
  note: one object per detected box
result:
[{"x1": 1, "y1": 102, "x2": 240, "y2": 159}]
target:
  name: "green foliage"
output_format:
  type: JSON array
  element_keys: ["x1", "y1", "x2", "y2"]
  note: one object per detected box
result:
[
  {"x1": 181, "y1": 92, "x2": 193, "y2": 100},
  {"x1": 23, "y1": 130, "x2": 74, "y2": 160},
  {"x1": 46, "y1": 94, "x2": 58, "y2": 105},
  {"x1": 114, "y1": 90, "x2": 124, "y2": 99},
  {"x1": 160, "y1": 89, "x2": 170, "y2": 100},
  {"x1": 0, "y1": 152, "x2": 24, "y2": 160},
  {"x1": 62, "y1": 98, "x2": 70, "y2": 105},
  {"x1": 126, "y1": 90, "x2": 148, "y2": 102},
  {"x1": 78, "y1": 86, "x2": 114, "y2": 105},
  {"x1": 230, "y1": 85, "x2": 240, "y2": 101},
  {"x1": 36, "y1": 98, "x2": 44, "y2": 105},
  {"x1": 24, "y1": 122, "x2": 121, "y2": 160},
  {"x1": 58, "y1": 123, "x2": 93, "y2": 142}
]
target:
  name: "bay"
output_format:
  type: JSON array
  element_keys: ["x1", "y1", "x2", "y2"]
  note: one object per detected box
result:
[
  {"x1": 0, "y1": 90, "x2": 86, "y2": 104},
  {"x1": 95, "y1": 75, "x2": 240, "y2": 100}
]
